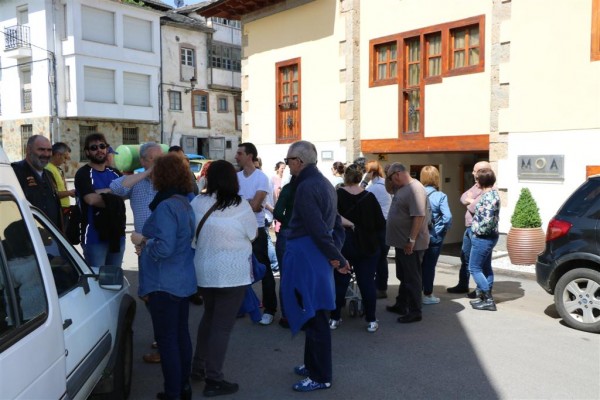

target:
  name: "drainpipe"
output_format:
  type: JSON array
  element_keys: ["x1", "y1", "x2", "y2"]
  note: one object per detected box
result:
[{"x1": 159, "y1": 22, "x2": 164, "y2": 144}]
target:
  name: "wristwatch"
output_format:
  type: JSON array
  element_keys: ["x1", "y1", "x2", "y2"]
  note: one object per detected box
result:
[{"x1": 407, "y1": 237, "x2": 415, "y2": 244}]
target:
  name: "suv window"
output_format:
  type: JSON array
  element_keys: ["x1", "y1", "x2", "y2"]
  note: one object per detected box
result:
[
  {"x1": 33, "y1": 216, "x2": 82, "y2": 297},
  {"x1": 560, "y1": 179, "x2": 600, "y2": 217},
  {"x1": 0, "y1": 192, "x2": 48, "y2": 343}
]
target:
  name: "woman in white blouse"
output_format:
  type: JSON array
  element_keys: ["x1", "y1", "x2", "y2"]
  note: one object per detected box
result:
[{"x1": 190, "y1": 160, "x2": 257, "y2": 397}]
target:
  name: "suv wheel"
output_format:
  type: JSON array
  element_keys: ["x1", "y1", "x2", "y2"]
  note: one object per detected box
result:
[{"x1": 554, "y1": 268, "x2": 600, "y2": 333}]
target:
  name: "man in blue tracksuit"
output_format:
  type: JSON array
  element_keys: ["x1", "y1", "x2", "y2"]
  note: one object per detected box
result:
[{"x1": 281, "y1": 140, "x2": 349, "y2": 393}]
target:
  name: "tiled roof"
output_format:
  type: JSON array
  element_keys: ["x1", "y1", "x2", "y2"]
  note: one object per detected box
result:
[
  {"x1": 138, "y1": 0, "x2": 173, "y2": 11},
  {"x1": 162, "y1": 10, "x2": 213, "y2": 32}
]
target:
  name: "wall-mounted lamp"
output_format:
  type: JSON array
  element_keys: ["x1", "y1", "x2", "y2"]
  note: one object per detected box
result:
[{"x1": 185, "y1": 77, "x2": 197, "y2": 94}]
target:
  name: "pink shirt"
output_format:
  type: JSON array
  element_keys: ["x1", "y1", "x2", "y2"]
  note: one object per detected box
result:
[{"x1": 460, "y1": 184, "x2": 484, "y2": 227}]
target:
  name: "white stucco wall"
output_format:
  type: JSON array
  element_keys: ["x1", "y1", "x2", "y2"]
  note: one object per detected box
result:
[
  {"x1": 242, "y1": 0, "x2": 346, "y2": 146},
  {"x1": 498, "y1": 129, "x2": 600, "y2": 234},
  {"x1": 506, "y1": 0, "x2": 600, "y2": 133},
  {"x1": 360, "y1": 0, "x2": 492, "y2": 140}
]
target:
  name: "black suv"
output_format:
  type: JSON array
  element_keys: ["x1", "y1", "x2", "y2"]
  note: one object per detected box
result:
[{"x1": 536, "y1": 176, "x2": 600, "y2": 333}]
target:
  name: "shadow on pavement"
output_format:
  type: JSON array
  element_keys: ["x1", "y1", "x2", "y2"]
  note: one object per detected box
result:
[{"x1": 124, "y1": 267, "x2": 500, "y2": 400}]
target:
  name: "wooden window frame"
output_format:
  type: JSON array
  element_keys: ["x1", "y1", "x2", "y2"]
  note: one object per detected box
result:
[
  {"x1": 369, "y1": 15, "x2": 485, "y2": 87},
  {"x1": 367, "y1": 16, "x2": 485, "y2": 138},
  {"x1": 217, "y1": 96, "x2": 228, "y2": 113},
  {"x1": 424, "y1": 31, "x2": 443, "y2": 84},
  {"x1": 369, "y1": 35, "x2": 400, "y2": 87},
  {"x1": 275, "y1": 58, "x2": 301, "y2": 144},
  {"x1": 192, "y1": 90, "x2": 210, "y2": 129},
  {"x1": 593, "y1": 0, "x2": 600, "y2": 61},
  {"x1": 448, "y1": 23, "x2": 482, "y2": 74}
]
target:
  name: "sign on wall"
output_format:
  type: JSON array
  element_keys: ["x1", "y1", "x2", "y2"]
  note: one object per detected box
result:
[{"x1": 517, "y1": 155, "x2": 564, "y2": 180}]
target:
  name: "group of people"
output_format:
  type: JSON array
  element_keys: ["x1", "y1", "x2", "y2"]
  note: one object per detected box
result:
[{"x1": 11, "y1": 134, "x2": 500, "y2": 397}]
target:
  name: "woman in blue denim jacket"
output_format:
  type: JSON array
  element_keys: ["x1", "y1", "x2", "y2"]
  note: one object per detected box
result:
[
  {"x1": 132, "y1": 153, "x2": 197, "y2": 400},
  {"x1": 420, "y1": 166, "x2": 452, "y2": 305}
]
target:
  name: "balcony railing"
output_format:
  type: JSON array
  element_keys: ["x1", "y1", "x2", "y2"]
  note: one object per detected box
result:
[
  {"x1": 22, "y1": 89, "x2": 32, "y2": 112},
  {"x1": 5, "y1": 25, "x2": 31, "y2": 50}
]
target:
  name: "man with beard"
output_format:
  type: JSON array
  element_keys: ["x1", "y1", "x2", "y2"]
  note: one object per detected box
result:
[
  {"x1": 75, "y1": 133, "x2": 125, "y2": 268},
  {"x1": 11, "y1": 135, "x2": 62, "y2": 228}
]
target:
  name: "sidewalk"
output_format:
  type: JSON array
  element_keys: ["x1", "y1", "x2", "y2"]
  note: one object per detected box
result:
[{"x1": 388, "y1": 247, "x2": 537, "y2": 279}]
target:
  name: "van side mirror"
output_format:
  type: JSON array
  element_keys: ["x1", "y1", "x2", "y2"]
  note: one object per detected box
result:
[{"x1": 98, "y1": 265, "x2": 124, "y2": 291}]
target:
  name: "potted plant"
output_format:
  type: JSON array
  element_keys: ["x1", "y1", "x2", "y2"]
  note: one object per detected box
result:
[{"x1": 506, "y1": 188, "x2": 546, "y2": 265}]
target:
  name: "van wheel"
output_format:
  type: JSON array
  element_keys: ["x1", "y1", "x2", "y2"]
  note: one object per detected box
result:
[
  {"x1": 554, "y1": 268, "x2": 600, "y2": 333},
  {"x1": 112, "y1": 326, "x2": 134, "y2": 399}
]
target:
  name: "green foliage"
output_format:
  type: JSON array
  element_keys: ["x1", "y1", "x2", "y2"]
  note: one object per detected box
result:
[
  {"x1": 122, "y1": 0, "x2": 145, "y2": 6},
  {"x1": 511, "y1": 188, "x2": 542, "y2": 228}
]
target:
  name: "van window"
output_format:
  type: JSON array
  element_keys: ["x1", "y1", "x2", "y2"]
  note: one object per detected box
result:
[
  {"x1": 0, "y1": 193, "x2": 48, "y2": 344},
  {"x1": 33, "y1": 217, "x2": 82, "y2": 296}
]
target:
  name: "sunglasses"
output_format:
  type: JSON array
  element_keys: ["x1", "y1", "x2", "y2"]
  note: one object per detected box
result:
[
  {"x1": 284, "y1": 157, "x2": 299, "y2": 165},
  {"x1": 87, "y1": 143, "x2": 109, "y2": 151}
]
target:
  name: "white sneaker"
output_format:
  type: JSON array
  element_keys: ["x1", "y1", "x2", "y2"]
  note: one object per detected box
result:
[
  {"x1": 367, "y1": 321, "x2": 379, "y2": 333},
  {"x1": 259, "y1": 313, "x2": 274, "y2": 325},
  {"x1": 423, "y1": 295, "x2": 440, "y2": 305},
  {"x1": 329, "y1": 319, "x2": 341, "y2": 330}
]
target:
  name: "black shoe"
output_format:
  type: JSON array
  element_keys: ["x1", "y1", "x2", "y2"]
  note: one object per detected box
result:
[
  {"x1": 466, "y1": 290, "x2": 479, "y2": 299},
  {"x1": 203, "y1": 379, "x2": 239, "y2": 397},
  {"x1": 397, "y1": 314, "x2": 422, "y2": 323},
  {"x1": 447, "y1": 285, "x2": 469, "y2": 294},
  {"x1": 472, "y1": 291, "x2": 497, "y2": 311},
  {"x1": 386, "y1": 304, "x2": 407, "y2": 315},
  {"x1": 191, "y1": 369, "x2": 206, "y2": 382}
]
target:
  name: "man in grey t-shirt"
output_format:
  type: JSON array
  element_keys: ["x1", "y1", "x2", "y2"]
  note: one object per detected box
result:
[{"x1": 385, "y1": 163, "x2": 429, "y2": 323}]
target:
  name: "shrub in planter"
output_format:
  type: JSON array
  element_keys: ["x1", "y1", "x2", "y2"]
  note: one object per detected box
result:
[
  {"x1": 507, "y1": 188, "x2": 545, "y2": 265},
  {"x1": 510, "y1": 188, "x2": 542, "y2": 228}
]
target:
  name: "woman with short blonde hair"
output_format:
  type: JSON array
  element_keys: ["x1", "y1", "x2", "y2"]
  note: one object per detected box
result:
[{"x1": 419, "y1": 165, "x2": 452, "y2": 305}]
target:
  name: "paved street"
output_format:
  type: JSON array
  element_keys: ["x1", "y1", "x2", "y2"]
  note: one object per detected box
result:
[{"x1": 121, "y1": 233, "x2": 600, "y2": 400}]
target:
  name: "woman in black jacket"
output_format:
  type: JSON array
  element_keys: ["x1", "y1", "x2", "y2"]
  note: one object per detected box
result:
[{"x1": 330, "y1": 164, "x2": 386, "y2": 333}]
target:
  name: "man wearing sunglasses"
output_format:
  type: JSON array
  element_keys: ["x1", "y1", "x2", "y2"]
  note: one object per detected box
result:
[{"x1": 75, "y1": 133, "x2": 126, "y2": 269}]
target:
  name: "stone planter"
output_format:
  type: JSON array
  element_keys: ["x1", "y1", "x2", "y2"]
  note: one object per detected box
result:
[{"x1": 506, "y1": 227, "x2": 546, "y2": 265}]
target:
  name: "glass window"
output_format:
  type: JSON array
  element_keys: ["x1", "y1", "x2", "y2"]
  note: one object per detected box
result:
[
  {"x1": 217, "y1": 97, "x2": 228, "y2": 112},
  {"x1": 193, "y1": 94, "x2": 208, "y2": 112},
  {"x1": 33, "y1": 215, "x2": 81, "y2": 296},
  {"x1": 79, "y1": 125, "x2": 96, "y2": 161},
  {"x1": 181, "y1": 48, "x2": 194, "y2": 67},
  {"x1": 122, "y1": 127, "x2": 139, "y2": 144},
  {"x1": 0, "y1": 193, "x2": 47, "y2": 340},
  {"x1": 426, "y1": 32, "x2": 442, "y2": 77},
  {"x1": 375, "y1": 42, "x2": 397, "y2": 81},
  {"x1": 451, "y1": 25, "x2": 480, "y2": 69},
  {"x1": 169, "y1": 91, "x2": 182, "y2": 111}
]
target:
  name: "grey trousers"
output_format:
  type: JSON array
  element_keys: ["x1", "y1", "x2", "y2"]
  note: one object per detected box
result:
[{"x1": 192, "y1": 286, "x2": 246, "y2": 381}]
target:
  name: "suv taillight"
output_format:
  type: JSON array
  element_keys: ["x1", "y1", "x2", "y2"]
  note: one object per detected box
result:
[{"x1": 546, "y1": 218, "x2": 572, "y2": 242}]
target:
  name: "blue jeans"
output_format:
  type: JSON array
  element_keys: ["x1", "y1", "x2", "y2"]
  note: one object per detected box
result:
[
  {"x1": 422, "y1": 239, "x2": 444, "y2": 295},
  {"x1": 265, "y1": 225, "x2": 279, "y2": 271},
  {"x1": 82, "y1": 237, "x2": 125, "y2": 269},
  {"x1": 148, "y1": 291, "x2": 192, "y2": 399},
  {"x1": 468, "y1": 235, "x2": 498, "y2": 292},
  {"x1": 374, "y1": 228, "x2": 390, "y2": 291}
]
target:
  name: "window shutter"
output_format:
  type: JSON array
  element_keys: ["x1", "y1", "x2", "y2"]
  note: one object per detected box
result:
[
  {"x1": 82, "y1": 6, "x2": 115, "y2": 45},
  {"x1": 123, "y1": 16, "x2": 152, "y2": 52},
  {"x1": 123, "y1": 72, "x2": 150, "y2": 106},
  {"x1": 84, "y1": 67, "x2": 115, "y2": 103}
]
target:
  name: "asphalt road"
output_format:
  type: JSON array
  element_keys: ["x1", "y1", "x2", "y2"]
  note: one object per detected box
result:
[{"x1": 120, "y1": 235, "x2": 600, "y2": 400}]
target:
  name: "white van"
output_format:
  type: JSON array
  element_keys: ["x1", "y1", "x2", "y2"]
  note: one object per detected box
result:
[{"x1": 0, "y1": 145, "x2": 136, "y2": 399}]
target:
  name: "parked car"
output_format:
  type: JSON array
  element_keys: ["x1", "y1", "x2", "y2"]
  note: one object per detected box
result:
[
  {"x1": 187, "y1": 154, "x2": 212, "y2": 180},
  {"x1": 536, "y1": 176, "x2": 600, "y2": 333},
  {"x1": 0, "y1": 145, "x2": 137, "y2": 399}
]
